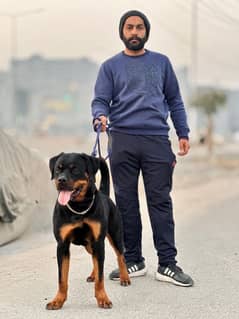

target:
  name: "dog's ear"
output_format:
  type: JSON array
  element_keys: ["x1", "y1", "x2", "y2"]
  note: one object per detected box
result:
[
  {"x1": 81, "y1": 154, "x2": 110, "y2": 194},
  {"x1": 49, "y1": 152, "x2": 64, "y2": 180},
  {"x1": 81, "y1": 153, "x2": 100, "y2": 177}
]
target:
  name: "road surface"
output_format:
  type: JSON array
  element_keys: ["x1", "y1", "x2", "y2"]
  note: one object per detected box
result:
[{"x1": 0, "y1": 136, "x2": 239, "y2": 319}]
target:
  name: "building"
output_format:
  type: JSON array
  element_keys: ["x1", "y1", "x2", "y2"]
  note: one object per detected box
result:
[{"x1": 0, "y1": 55, "x2": 99, "y2": 135}]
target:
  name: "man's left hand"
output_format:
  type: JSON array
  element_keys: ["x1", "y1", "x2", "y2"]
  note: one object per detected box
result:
[{"x1": 178, "y1": 138, "x2": 190, "y2": 156}]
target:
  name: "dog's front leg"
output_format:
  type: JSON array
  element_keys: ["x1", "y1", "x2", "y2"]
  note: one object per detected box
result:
[
  {"x1": 46, "y1": 241, "x2": 70, "y2": 310},
  {"x1": 92, "y1": 240, "x2": 112, "y2": 309}
]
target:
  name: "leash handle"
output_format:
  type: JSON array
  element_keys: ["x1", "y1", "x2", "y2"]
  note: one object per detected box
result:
[
  {"x1": 91, "y1": 121, "x2": 110, "y2": 160},
  {"x1": 91, "y1": 122, "x2": 101, "y2": 157}
]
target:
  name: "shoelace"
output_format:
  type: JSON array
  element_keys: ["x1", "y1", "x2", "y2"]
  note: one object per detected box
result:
[{"x1": 169, "y1": 265, "x2": 183, "y2": 273}]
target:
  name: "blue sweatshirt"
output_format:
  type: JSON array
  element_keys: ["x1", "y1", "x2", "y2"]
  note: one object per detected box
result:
[{"x1": 91, "y1": 50, "x2": 189, "y2": 138}]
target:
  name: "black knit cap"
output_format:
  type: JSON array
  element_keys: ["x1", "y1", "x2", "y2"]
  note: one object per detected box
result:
[{"x1": 119, "y1": 10, "x2": 151, "y2": 40}]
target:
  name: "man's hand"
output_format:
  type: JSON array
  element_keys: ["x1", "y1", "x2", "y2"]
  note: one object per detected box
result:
[
  {"x1": 178, "y1": 138, "x2": 190, "y2": 156},
  {"x1": 94, "y1": 115, "x2": 108, "y2": 132}
]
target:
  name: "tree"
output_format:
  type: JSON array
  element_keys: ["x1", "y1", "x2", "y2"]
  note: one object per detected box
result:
[{"x1": 190, "y1": 88, "x2": 227, "y2": 155}]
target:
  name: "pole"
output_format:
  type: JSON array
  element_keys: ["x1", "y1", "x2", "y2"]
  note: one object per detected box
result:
[
  {"x1": 191, "y1": 0, "x2": 198, "y2": 90},
  {"x1": 10, "y1": 16, "x2": 18, "y2": 59},
  {"x1": 190, "y1": 0, "x2": 200, "y2": 141},
  {"x1": 0, "y1": 9, "x2": 45, "y2": 130},
  {"x1": 10, "y1": 16, "x2": 18, "y2": 127}
]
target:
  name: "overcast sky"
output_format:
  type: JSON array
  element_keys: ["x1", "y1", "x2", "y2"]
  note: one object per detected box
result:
[{"x1": 0, "y1": 0, "x2": 238, "y2": 86}]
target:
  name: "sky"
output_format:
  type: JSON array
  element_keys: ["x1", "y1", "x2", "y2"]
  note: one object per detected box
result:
[{"x1": 0, "y1": 0, "x2": 239, "y2": 86}]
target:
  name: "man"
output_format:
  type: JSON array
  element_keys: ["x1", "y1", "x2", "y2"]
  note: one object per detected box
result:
[{"x1": 91, "y1": 10, "x2": 193, "y2": 287}]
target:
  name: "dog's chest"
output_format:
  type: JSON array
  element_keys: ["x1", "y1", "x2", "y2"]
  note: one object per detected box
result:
[{"x1": 59, "y1": 219, "x2": 102, "y2": 244}]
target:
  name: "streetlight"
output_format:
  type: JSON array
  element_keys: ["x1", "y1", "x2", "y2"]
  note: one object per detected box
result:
[
  {"x1": 0, "y1": 8, "x2": 45, "y2": 62},
  {"x1": 0, "y1": 8, "x2": 45, "y2": 129}
]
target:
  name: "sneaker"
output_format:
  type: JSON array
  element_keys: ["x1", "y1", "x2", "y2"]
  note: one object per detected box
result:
[
  {"x1": 155, "y1": 264, "x2": 194, "y2": 287},
  {"x1": 109, "y1": 261, "x2": 147, "y2": 281}
]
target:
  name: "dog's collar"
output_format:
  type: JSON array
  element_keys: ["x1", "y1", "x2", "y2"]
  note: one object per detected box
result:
[{"x1": 66, "y1": 193, "x2": 95, "y2": 215}]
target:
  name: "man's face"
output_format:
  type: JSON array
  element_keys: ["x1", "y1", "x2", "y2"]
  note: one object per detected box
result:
[{"x1": 122, "y1": 16, "x2": 147, "y2": 51}]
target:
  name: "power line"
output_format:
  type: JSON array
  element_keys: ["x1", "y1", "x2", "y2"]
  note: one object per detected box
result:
[
  {"x1": 211, "y1": 0, "x2": 239, "y2": 24},
  {"x1": 133, "y1": 0, "x2": 190, "y2": 57},
  {"x1": 175, "y1": 1, "x2": 239, "y2": 70},
  {"x1": 176, "y1": 0, "x2": 239, "y2": 30},
  {"x1": 133, "y1": 0, "x2": 239, "y2": 73},
  {"x1": 174, "y1": 0, "x2": 239, "y2": 33},
  {"x1": 220, "y1": 0, "x2": 239, "y2": 10},
  {"x1": 200, "y1": 0, "x2": 239, "y2": 28},
  {"x1": 197, "y1": 3, "x2": 237, "y2": 29},
  {"x1": 168, "y1": 1, "x2": 239, "y2": 71}
]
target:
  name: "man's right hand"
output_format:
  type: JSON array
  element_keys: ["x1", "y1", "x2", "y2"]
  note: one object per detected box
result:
[{"x1": 94, "y1": 115, "x2": 108, "y2": 132}]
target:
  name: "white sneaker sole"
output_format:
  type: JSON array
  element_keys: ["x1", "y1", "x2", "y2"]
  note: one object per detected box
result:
[
  {"x1": 111, "y1": 268, "x2": 147, "y2": 281},
  {"x1": 155, "y1": 272, "x2": 193, "y2": 287}
]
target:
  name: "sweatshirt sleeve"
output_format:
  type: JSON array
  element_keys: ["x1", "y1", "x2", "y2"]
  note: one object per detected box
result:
[
  {"x1": 163, "y1": 57, "x2": 190, "y2": 139},
  {"x1": 91, "y1": 62, "x2": 113, "y2": 119}
]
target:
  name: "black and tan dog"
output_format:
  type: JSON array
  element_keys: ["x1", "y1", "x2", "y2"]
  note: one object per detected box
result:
[{"x1": 46, "y1": 152, "x2": 130, "y2": 310}]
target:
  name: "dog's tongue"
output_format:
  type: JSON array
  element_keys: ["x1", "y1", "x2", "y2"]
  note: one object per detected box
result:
[{"x1": 58, "y1": 191, "x2": 72, "y2": 205}]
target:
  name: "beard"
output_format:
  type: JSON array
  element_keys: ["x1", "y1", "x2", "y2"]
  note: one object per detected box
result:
[{"x1": 122, "y1": 35, "x2": 147, "y2": 51}]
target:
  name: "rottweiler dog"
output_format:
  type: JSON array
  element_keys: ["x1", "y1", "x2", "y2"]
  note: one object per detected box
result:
[{"x1": 46, "y1": 152, "x2": 130, "y2": 310}]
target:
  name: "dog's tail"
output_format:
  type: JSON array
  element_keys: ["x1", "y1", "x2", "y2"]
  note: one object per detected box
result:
[{"x1": 99, "y1": 158, "x2": 110, "y2": 196}]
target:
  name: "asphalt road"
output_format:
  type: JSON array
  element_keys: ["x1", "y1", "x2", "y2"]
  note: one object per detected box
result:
[{"x1": 1, "y1": 146, "x2": 239, "y2": 319}]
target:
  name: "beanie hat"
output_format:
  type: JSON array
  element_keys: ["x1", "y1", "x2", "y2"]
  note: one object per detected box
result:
[{"x1": 119, "y1": 10, "x2": 151, "y2": 40}]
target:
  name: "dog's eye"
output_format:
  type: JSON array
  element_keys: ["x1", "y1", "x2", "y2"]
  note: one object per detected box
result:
[
  {"x1": 70, "y1": 166, "x2": 80, "y2": 174},
  {"x1": 55, "y1": 165, "x2": 63, "y2": 174}
]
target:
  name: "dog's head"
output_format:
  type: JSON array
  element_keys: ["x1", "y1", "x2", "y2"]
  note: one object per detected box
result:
[{"x1": 49, "y1": 152, "x2": 100, "y2": 205}]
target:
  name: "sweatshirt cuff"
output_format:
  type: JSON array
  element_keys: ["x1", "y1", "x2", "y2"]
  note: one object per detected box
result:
[{"x1": 178, "y1": 136, "x2": 189, "y2": 140}]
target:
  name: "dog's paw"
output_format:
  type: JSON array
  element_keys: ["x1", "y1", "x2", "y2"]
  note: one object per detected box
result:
[
  {"x1": 120, "y1": 278, "x2": 131, "y2": 286},
  {"x1": 46, "y1": 299, "x2": 64, "y2": 310},
  {"x1": 86, "y1": 275, "x2": 95, "y2": 282},
  {"x1": 97, "y1": 298, "x2": 113, "y2": 309},
  {"x1": 96, "y1": 292, "x2": 112, "y2": 309}
]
